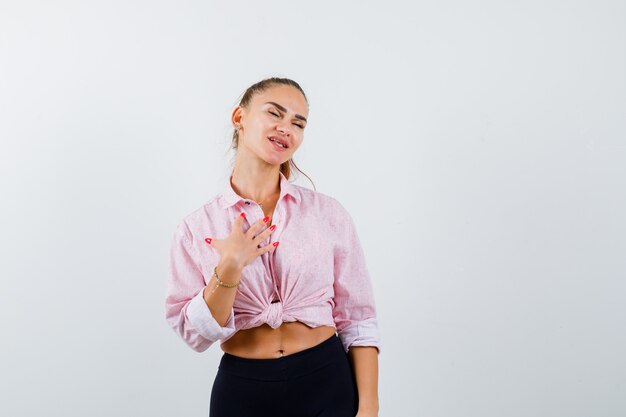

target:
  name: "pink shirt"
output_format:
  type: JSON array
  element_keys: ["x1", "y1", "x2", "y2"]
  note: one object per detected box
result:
[{"x1": 165, "y1": 171, "x2": 381, "y2": 354}]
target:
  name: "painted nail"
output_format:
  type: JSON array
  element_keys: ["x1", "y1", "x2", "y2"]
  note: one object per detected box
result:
[
  {"x1": 205, "y1": 238, "x2": 212, "y2": 245},
  {"x1": 263, "y1": 215, "x2": 270, "y2": 223},
  {"x1": 240, "y1": 212, "x2": 246, "y2": 218},
  {"x1": 273, "y1": 242, "x2": 279, "y2": 247},
  {"x1": 269, "y1": 225, "x2": 276, "y2": 231}
]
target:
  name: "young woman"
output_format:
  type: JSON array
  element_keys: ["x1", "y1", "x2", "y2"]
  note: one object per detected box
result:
[{"x1": 165, "y1": 77, "x2": 381, "y2": 417}]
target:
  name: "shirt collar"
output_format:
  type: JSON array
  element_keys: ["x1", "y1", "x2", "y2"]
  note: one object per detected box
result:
[{"x1": 219, "y1": 171, "x2": 301, "y2": 209}]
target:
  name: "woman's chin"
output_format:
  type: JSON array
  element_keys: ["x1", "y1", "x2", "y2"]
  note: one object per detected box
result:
[{"x1": 260, "y1": 153, "x2": 289, "y2": 167}]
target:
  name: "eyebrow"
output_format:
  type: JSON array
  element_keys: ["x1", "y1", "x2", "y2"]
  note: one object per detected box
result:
[{"x1": 265, "y1": 101, "x2": 308, "y2": 123}]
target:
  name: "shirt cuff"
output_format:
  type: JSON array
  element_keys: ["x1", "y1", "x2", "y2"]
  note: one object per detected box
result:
[
  {"x1": 337, "y1": 317, "x2": 382, "y2": 354},
  {"x1": 186, "y1": 287, "x2": 236, "y2": 342}
]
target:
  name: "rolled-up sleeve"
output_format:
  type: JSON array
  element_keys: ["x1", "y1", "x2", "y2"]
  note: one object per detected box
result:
[
  {"x1": 165, "y1": 222, "x2": 236, "y2": 352},
  {"x1": 331, "y1": 205, "x2": 382, "y2": 354}
]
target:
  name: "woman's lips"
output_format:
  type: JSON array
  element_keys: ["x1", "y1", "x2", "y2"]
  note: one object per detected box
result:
[{"x1": 268, "y1": 137, "x2": 288, "y2": 151}]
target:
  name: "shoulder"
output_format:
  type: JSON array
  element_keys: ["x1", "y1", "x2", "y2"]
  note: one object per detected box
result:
[
  {"x1": 173, "y1": 195, "x2": 221, "y2": 243},
  {"x1": 294, "y1": 185, "x2": 352, "y2": 223}
]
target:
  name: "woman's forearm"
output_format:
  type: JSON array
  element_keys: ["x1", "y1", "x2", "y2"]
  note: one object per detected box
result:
[
  {"x1": 347, "y1": 346, "x2": 379, "y2": 413},
  {"x1": 202, "y1": 257, "x2": 243, "y2": 326}
]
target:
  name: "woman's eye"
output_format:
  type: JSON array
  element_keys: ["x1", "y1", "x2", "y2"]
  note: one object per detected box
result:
[{"x1": 269, "y1": 109, "x2": 303, "y2": 128}]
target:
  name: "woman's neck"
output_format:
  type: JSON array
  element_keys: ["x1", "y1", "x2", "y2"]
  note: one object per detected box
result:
[{"x1": 230, "y1": 169, "x2": 281, "y2": 207}]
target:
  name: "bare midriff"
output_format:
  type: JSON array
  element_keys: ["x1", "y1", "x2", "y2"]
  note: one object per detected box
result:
[{"x1": 220, "y1": 321, "x2": 337, "y2": 359}]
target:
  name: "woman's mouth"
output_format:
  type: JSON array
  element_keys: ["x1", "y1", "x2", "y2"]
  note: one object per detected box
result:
[{"x1": 268, "y1": 137, "x2": 288, "y2": 151}]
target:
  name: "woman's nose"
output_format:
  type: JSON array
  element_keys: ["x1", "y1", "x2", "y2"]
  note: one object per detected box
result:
[{"x1": 277, "y1": 123, "x2": 290, "y2": 136}]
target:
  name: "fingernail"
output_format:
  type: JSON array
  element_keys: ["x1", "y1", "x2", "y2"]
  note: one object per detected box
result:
[
  {"x1": 269, "y1": 225, "x2": 276, "y2": 231},
  {"x1": 240, "y1": 212, "x2": 246, "y2": 218},
  {"x1": 273, "y1": 242, "x2": 279, "y2": 247},
  {"x1": 205, "y1": 238, "x2": 212, "y2": 245},
  {"x1": 263, "y1": 215, "x2": 270, "y2": 223}
]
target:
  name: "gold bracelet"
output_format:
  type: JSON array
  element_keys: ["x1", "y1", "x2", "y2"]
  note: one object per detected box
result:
[{"x1": 212, "y1": 266, "x2": 240, "y2": 288}]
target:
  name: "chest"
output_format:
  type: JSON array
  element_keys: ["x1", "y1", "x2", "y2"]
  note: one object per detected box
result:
[
  {"x1": 196, "y1": 197, "x2": 338, "y2": 288},
  {"x1": 260, "y1": 199, "x2": 278, "y2": 224}
]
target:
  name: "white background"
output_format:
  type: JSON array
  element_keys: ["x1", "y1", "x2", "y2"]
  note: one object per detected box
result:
[{"x1": 1, "y1": 1, "x2": 624, "y2": 416}]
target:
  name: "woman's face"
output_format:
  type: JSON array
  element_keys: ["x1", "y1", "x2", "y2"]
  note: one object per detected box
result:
[{"x1": 233, "y1": 84, "x2": 309, "y2": 166}]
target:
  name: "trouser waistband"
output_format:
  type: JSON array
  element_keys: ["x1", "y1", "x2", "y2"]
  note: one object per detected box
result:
[{"x1": 218, "y1": 333, "x2": 345, "y2": 381}]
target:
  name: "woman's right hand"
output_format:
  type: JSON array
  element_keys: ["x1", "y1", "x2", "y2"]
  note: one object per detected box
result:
[{"x1": 205, "y1": 213, "x2": 278, "y2": 269}]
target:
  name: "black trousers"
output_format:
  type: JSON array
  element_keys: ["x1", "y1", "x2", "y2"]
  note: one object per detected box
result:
[{"x1": 209, "y1": 333, "x2": 359, "y2": 417}]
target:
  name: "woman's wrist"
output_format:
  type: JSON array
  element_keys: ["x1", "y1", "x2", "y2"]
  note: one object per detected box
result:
[
  {"x1": 358, "y1": 402, "x2": 379, "y2": 413},
  {"x1": 219, "y1": 254, "x2": 245, "y2": 272}
]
